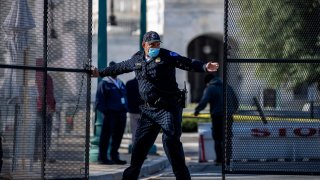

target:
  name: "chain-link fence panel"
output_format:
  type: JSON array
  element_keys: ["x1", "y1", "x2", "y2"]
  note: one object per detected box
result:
[
  {"x1": 225, "y1": 0, "x2": 320, "y2": 175},
  {"x1": 0, "y1": 0, "x2": 92, "y2": 179}
]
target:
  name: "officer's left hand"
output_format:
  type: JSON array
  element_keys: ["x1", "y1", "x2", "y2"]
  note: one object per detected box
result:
[
  {"x1": 206, "y1": 62, "x2": 219, "y2": 72},
  {"x1": 91, "y1": 66, "x2": 99, "y2": 77}
]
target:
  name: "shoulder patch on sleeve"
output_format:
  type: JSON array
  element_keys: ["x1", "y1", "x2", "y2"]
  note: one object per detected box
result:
[{"x1": 169, "y1": 51, "x2": 180, "y2": 57}]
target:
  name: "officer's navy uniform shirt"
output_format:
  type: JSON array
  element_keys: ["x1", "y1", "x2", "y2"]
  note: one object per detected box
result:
[{"x1": 99, "y1": 48, "x2": 207, "y2": 108}]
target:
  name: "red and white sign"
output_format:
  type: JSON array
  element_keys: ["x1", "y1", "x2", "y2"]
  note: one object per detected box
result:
[
  {"x1": 251, "y1": 127, "x2": 319, "y2": 137},
  {"x1": 232, "y1": 121, "x2": 320, "y2": 160}
]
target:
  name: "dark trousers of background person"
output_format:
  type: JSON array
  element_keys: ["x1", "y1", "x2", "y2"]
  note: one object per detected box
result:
[
  {"x1": 99, "y1": 110, "x2": 127, "y2": 161},
  {"x1": 225, "y1": 115, "x2": 234, "y2": 166},
  {"x1": 34, "y1": 111, "x2": 53, "y2": 160},
  {"x1": 211, "y1": 114, "x2": 224, "y2": 164},
  {"x1": 129, "y1": 113, "x2": 140, "y2": 143},
  {"x1": 122, "y1": 107, "x2": 191, "y2": 180}
]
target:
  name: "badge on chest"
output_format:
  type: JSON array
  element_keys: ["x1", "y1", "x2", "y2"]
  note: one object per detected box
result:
[
  {"x1": 121, "y1": 97, "x2": 125, "y2": 104},
  {"x1": 155, "y1": 57, "x2": 161, "y2": 63},
  {"x1": 134, "y1": 63, "x2": 142, "y2": 70}
]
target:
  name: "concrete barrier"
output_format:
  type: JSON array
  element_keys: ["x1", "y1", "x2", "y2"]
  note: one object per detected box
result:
[
  {"x1": 232, "y1": 121, "x2": 320, "y2": 160},
  {"x1": 198, "y1": 123, "x2": 215, "y2": 162},
  {"x1": 197, "y1": 120, "x2": 320, "y2": 163}
]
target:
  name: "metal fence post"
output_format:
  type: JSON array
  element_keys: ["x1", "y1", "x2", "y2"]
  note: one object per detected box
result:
[{"x1": 89, "y1": 0, "x2": 107, "y2": 162}]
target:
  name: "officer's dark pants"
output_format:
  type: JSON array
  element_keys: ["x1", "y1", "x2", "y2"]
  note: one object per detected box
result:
[
  {"x1": 122, "y1": 107, "x2": 190, "y2": 180},
  {"x1": 211, "y1": 114, "x2": 224, "y2": 163},
  {"x1": 99, "y1": 110, "x2": 127, "y2": 161}
]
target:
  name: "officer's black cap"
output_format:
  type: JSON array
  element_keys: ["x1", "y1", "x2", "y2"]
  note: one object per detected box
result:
[{"x1": 142, "y1": 31, "x2": 162, "y2": 43}]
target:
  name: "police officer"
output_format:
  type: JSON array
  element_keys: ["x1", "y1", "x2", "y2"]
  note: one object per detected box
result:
[
  {"x1": 91, "y1": 31, "x2": 219, "y2": 180},
  {"x1": 194, "y1": 74, "x2": 239, "y2": 166}
]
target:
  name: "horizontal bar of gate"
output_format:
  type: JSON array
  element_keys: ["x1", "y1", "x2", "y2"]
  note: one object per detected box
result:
[
  {"x1": 226, "y1": 58, "x2": 320, "y2": 63},
  {"x1": 0, "y1": 64, "x2": 90, "y2": 73}
]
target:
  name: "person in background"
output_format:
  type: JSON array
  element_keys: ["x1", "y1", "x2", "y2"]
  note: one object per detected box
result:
[
  {"x1": 91, "y1": 31, "x2": 219, "y2": 180},
  {"x1": 125, "y1": 77, "x2": 144, "y2": 144},
  {"x1": 34, "y1": 58, "x2": 56, "y2": 163},
  {"x1": 95, "y1": 61, "x2": 128, "y2": 165},
  {"x1": 194, "y1": 74, "x2": 238, "y2": 166}
]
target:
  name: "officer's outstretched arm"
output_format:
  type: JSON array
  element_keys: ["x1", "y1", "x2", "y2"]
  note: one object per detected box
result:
[
  {"x1": 168, "y1": 50, "x2": 219, "y2": 72},
  {"x1": 98, "y1": 58, "x2": 136, "y2": 77}
]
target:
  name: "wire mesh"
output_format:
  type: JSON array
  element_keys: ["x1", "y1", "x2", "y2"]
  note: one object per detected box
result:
[
  {"x1": 0, "y1": 0, "x2": 91, "y2": 179},
  {"x1": 225, "y1": 0, "x2": 320, "y2": 175}
]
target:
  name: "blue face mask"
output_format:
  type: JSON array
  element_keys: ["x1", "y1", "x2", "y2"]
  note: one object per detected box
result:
[{"x1": 148, "y1": 48, "x2": 160, "y2": 58}]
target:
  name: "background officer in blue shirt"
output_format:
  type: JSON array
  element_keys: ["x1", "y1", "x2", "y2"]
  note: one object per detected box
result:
[
  {"x1": 91, "y1": 31, "x2": 219, "y2": 180},
  {"x1": 95, "y1": 61, "x2": 128, "y2": 165},
  {"x1": 125, "y1": 77, "x2": 143, "y2": 144}
]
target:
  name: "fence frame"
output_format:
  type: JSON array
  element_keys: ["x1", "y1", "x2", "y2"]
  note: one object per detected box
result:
[{"x1": 223, "y1": 0, "x2": 320, "y2": 178}]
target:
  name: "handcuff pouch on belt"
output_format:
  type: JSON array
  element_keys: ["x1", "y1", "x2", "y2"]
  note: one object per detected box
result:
[{"x1": 177, "y1": 88, "x2": 187, "y2": 108}]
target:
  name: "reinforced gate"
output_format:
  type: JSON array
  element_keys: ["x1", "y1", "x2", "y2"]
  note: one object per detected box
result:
[
  {"x1": 224, "y1": 0, "x2": 320, "y2": 175},
  {"x1": 0, "y1": 0, "x2": 92, "y2": 179}
]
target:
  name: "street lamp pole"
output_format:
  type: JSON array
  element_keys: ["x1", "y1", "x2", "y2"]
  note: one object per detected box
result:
[
  {"x1": 90, "y1": 0, "x2": 107, "y2": 162},
  {"x1": 109, "y1": 0, "x2": 117, "y2": 26},
  {"x1": 140, "y1": 0, "x2": 146, "y2": 51}
]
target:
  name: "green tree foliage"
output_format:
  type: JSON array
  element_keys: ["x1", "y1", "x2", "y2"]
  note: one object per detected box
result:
[{"x1": 235, "y1": 0, "x2": 320, "y2": 89}]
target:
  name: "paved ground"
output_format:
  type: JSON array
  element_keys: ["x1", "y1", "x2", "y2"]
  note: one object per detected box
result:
[
  {"x1": 2, "y1": 131, "x2": 319, "y2": 179},
  {"x1": 89, "y1": 132, "x2": 320, "y2": 180},
  {"x1": 89, "y1": 133, "x2": 173, "y2": 180},
  {"x1": 89, "y1": 132, "x2": 200, "y2": 180}
]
